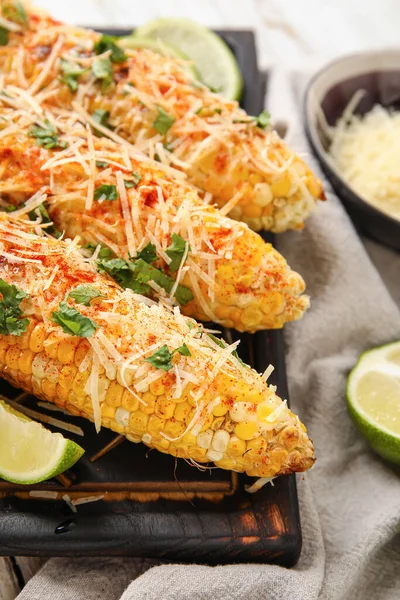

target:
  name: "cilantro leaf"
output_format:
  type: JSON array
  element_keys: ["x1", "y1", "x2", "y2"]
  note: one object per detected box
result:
[
  {"x1": 3, "y1": 2, "x2": 27, "y2": 26},
  {"x1": 0, "y1": 28, "x2": 8, "y2": 46},
  {"x1": 97, "y1": 258, "x2": 151, "y2": 295},
  {"x1": 92, "y1": 109, "x2": 115, "y2": 137},
  {"x1": 83, "y1": 242, "x2": 113, "y2": 259},
  {"x1": 124, "y1": 180, "x2": 135, "y2": 188},
  {"x1": 166, "y1": 233, "x2": 190, "y2": 273},
  {"x1": 144, "y1": 343, "x2": 191, "y2": 372},
  {"x1": 153, "y1": 106, "x2": 175, "y2": 135},
  {"x1": 135, "y1": 243, "x2": 157, "y2": 264},
  {"x1": 28, "y1": 203, "x2": 60, "y2": 237},
  {"x1": 131, "y1": 171, "x2": 142, "y2": 187},
  {"x1": 60, "y1": 59, "x2": 87, "y2": 92},
  {"x1": 28, "y1": 119, "x2": 68, "y2": 150},
  {"x1": 95, "y1": 160, "x2": 108, "y2": 168},
  {"x1": 133, "y1": 259, "x2": 193, "y2": 305},
  {"x1": 93, "y1": 184, "x2": 118, "y2": 201},
  {"x1": 255, "y1": 110, "x2": 271, "y2": 129},
  {"x1": 52, "y1": 301, "x2": 98, "y2": 337},
  {"x1": 93, "y1": 34, "x2": 127, "y2": 63},
  {"x1": 92, "y1": 57, "x2": 113, "y2": 92},
  {"x1": 68, "y1": 284, "x2": 104, "y2": 306},
  {"x1": 0, "y1": 278, "x2": 30, "y2": 336}
]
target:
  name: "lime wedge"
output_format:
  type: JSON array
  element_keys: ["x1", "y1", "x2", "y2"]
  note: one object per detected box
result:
[
  {"x1": 347, "y1": 341, "x2": 400, "y2": 463},
  {"x1": 118, "y1": 36, "x2": 199, "y2": 79},
  {"x1": 132, "y1": 18, "x2": 243, "y2": 100},
  {"x1": 0, "y1": 400, "x2": 84, "y2": 484}
]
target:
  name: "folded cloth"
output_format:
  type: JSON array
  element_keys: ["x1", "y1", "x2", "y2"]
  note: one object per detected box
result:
[{"x1": 15, "y1": 71, "x2": 400, "y2": 600}]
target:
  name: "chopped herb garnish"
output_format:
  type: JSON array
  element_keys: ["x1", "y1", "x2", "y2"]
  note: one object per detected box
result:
[
  {"x1": 124, "y1": 180, "x2": 135, "y2": 189},
  {"x1": 92, "y1": 56, "x2": 113, "y2": 92},
  {"x1": 255, "y1": 110, "x2": 271, "y2": 129},
  {"x1": 97, "y1": 258, "x2": 151, "y2": 295},
  {"x1": 28, "y1": 202, "x2": 60, "y2": 237},
  {"x1": 214, "y1": 108, "x2": 222, "y2": 114},
  {"x1": 136, "y1": 242, "x2": 157, "y2": 264},
  {"x1": 144, "y1": 343, "x2": 191, "y2": 372},
  {"x1": 97, "y1": 257, "x2": 193, "y2": 305},
  {"x1": 28, "y1": 119, "x2": 68, "y2": 150},
  {"x1": 166, "y1": 233, "x2": 190, "y2": 273},
  {"x1": 195, "y1": 106, "x2": 203, "y2": 115},
  {"x1": 153, "y1": 106, "x2": 175, "y2": 135},
  {"x1": 93, "y1": 34, "x2": 127, "y2": 63},
  {"x1": 60, "y1": 59, "x2": 87, "y2": 92},
  {"x1": 3, "y1": 2, "x2": 28, "y2": 26},
  {"x1": 0, "y1": 28, "x2": 8, "y2": 46},
  {"x1": 0, "y1": 278, "x2": 29, "y2": 336},
  {"x1": 92, "y1": 109, "x2": 115, "y2": 136},
  {"x1": 52, "y1": 301, "x2": 98, "y2": 337},
  {"x1": 95, "y1": 160, "x2": 108, "y2": 168},
  {"x1": 83, "y1": 242, "x2": 113, "y2": 259},
  {"x1": 68, "y1": 284, "x2": 104, "y2": 306},
  {"x1": 132, "y1": 171, "x2": 142, "y2": 187},
  {"x1": 4, "y1": 204, "x2": 17, "y2": 212},
  {"x1": 93, "y1": 184, "x2": 118, "y2": 201}
]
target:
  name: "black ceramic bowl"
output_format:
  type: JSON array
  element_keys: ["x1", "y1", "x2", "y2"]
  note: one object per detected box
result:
[{"x1": 304, "y1": 50, "x2": 400, "y2": 251}]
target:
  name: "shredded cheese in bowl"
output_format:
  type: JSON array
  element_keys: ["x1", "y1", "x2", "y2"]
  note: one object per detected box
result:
[{"x1": 328, "y1": 96, "x2": 400, "y2": 222}]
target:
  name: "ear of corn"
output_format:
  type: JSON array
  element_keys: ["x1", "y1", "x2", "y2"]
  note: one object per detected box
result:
[
  {"x1": 0, "y1": 213, "x2": 315, "y2": 479},
  {"x1": 0, "y1": 100, "x2": 309, "y2": 333},
  {"x1": 0, "y1": 3, "x2": 324, "y2": 233}
]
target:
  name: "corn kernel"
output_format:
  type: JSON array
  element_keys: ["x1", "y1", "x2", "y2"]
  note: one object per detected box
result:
[
  {"x1": 121, "y1": 389, "x2": 140, "y2": 412},
  {"x1": 241, "y1": 306, "x2": 263, "y2": 329},
  {"x1": 127, "y1": 433, "x2": 142, "y2": 443},
  {"x1": 18, "y1": 348, "x2": 33, "y2": 375},
  {"x1": 141, "y1": 391, "x2": 157, "y2": 414},
  {"x1": 104, "y1": 380, "x2": 123, "y2": 407},
  {"x1": 234, "y1": 421, "x2": 258, "y2": 441},
  {"x1": 188, "y1": 447, "x2": 208, "y2": 461},
  {"x1": 18, "y1": 322, "x2": 33, "y2": 350},
  {"x1": 65, "y1": 403, "x2": 82, "y2": 417},
  {"x1": 257, "y1": 403, "x2": 274, "y2": 422},
  {"x1": 269, "y1": 447, "x2": 289, "y2": 466},
  {"x1": 261, "y1": 292, "x2": 285, "y2": 316},
  {"x1": 150, "y1": 378, "x2": 165, "y2": 396},
  {"x1": 169, "y1": 444, "x2": 189, "y2": 458},
  {"x1": 72, "y1": 370, "x2": 89, "y2": 396},
  {"x1": 56, "y1": 383, "x2": 69, "y2": 401},
  {"x1": 212, "y1": 402, "x2": 228, "y2": 417},
  {"x1": 271, "y1": 175, "x2": 291, "y2": 197},
  {"x1": 211, "y1": 430, "x2": 230, "y2": 453},
  {"x1": 163, "y1": 419, "x2": 185, "y2": 439},
  {"x1": 197, "y1": 430, "x2": 213, "y2": 449},
  {"x1": 253, "y1": 182, "x2": 273, "y2": 207},
  {"x1": 74, "y1": 340, "x2": 90, "y2": 368},
  {"x1": 39, "y1": 378, "x2": 56, "y2": 399},
  {"x1": 57, "y1": 338, "x2": 78, "y2": 365},
  {"x1": 59, "y1": 364, "x2": 78, "y2": 390},
  {"x1": 155, "y1": 395, "x2": 175, "y2": 419},
  {"x1": 181, "y1": 431, "x2": 197, "y2": 446},
  {"x1": 0, "y1": 339, "x2": 9, "y2": 363},
  {"x1": 44, "y1": 331, "x2": 59, "y2": 359},
  {"x1": 249, "y1": 173, "x2": 263, "y2": 185},
  {"x1": 110, "y1": 421, "x2": 125, "y2": 435},
  {"x1": 174, "y1": 400, "x2": 192, "y2": 422},
  {"x1": 215, "y1": 457, "x2": 238, "y2": 471},
  {"x1": 115, "y1": 406, "x2": 130, "y2": 427},
  {"x1": 148, "y1": 414, "x2": 166, "y2": 436},
  {"x1": 5, "y1": 346, "x2": 20, "y2": 370},
  {"x1": 207, "y1": 449, "x2": 223, "y2": 462},
  {"x1": 152, "y1": 436, "x2": 170, "y2": 451},
  {"x1": 102, "y1": 404, "x2": 116, "y2": 419},
  {"x1": 243, "y1": 203, "x2": 262, "y2": 218},
  {"x1": 29, "y1": 323, "x2": 46, "y2": 353},
  {"x1": 129, "y1": 409, "x2": 148, "y2": 435}
]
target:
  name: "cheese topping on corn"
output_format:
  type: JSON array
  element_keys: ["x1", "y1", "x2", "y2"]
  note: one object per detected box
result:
[
  {"x1": 0, "y1": 2, "x2": 325, "y2": 232},
  {"x1": 0, "y1": 90, "x2": 310, "y2": 333},
  {"x1": 0, "y1": 213, "x2": 315, "y2": 478}
]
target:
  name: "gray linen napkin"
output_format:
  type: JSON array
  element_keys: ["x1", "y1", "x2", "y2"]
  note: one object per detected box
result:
[{"x1": 16, "y1": 72, "x2": 400, "y2": 600}]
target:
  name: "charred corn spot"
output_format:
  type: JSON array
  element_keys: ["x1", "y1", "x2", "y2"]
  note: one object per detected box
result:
[
  {"x1": 234, "y1": 421, "x2": 258, "y2": 441},
  {"x1": 58, "y1": 338, "x2": 78, "y2": 365},
  {"x1": 121, "y1": 389, "x2": 139, "y2": 412},
  {"x1": 29, "y1": 323, "x2": 46, "y2": 353},
  {"x1": 141, "y1": 391, "x2": 157, "y2": 414},
  {"x1": 5, "y1": 346, "x2": 20, "y2": 370},
  {"x1": 129, "y1": 409, "x2": 149, "y2": 435},
  {"x1": 149, "y1": 378, "x2": 165, "y2": 396},
  {"x1": 105, "y1": 380, "x2": 123, "y2": 407},
  {"x1": 277, "y1": 426, "x2": 300, "y2": 450},
  {"x1": 18, "y1": 348, "x2": 33, "y2": 375},
  {"x1": 155, "y1": 395, "x2": 175, "y2": 419}
]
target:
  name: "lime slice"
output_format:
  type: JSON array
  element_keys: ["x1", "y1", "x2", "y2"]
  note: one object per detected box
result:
[
  {"x1": 133, "y1": 18, "x2": 243, "y2": 100},
  {"x1": 118, "y1": 36, "x2": 199, "y2": 79},
  {"x1": 347, "y1": 341, "x2": 400, "y2": 463},
  {"x1": 0, "y1": 400, "x2": 84, "y2": 484}
]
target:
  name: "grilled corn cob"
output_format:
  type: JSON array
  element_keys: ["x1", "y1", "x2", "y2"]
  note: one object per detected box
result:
[
  {"x1": 0, "y1": 213, "x2": 315, "y2": 479},
  {"x1": 0, "y1": 93, "x2": 309, "y2": 333},
  {"x1": 0, "y1": 2, "x2": 324, "y2": 232}
]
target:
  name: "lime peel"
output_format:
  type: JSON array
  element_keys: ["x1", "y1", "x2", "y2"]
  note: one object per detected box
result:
[{"x1": 0, "y1": 400, "x2": 84, "y2": 484}]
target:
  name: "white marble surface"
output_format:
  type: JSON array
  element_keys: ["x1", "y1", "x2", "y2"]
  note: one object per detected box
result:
[
  {"x1": 2, "y1": 1, "x2": 400, "y2": 597},
  {"x1": 35, "y1": 0, "x2": 400, "y2": 71}
]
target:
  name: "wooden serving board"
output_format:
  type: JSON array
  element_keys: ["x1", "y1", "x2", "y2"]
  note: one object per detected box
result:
[{"x1": 0, "y1": 30, "x2": 303, "y2": 566}]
